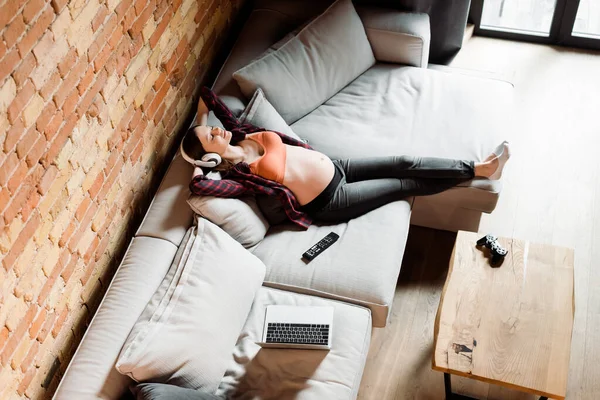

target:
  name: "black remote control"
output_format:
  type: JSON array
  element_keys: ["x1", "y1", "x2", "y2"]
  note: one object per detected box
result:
[{"x1": 302, "y1": 232, "x2": 339, "y2": 261}]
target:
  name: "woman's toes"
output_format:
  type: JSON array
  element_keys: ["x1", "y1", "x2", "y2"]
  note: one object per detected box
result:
[{"x1": 489, "y1": 142, "x2": 511, "y2": 180}]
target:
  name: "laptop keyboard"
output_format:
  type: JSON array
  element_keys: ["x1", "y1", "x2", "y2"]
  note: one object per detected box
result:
[{"x1": 266, "y1": 323, "x2": 329, "y2": 345}]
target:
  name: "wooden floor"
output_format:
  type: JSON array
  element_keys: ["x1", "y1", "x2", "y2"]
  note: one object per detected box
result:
[{"x1": 357, "y1": 37, "x2": 600, "y2": 400}]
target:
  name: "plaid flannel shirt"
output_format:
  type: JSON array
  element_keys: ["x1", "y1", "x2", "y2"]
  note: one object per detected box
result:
[{"x1": 189, "y1": 87, "x2": 314, "y2": 229}]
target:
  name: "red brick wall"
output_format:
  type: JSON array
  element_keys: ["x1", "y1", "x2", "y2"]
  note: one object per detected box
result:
[{"x1": 0, "y1": 0, "x2": 244, "y2": 397}]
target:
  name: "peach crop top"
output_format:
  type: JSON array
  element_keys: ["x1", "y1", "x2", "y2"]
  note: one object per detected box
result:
[{"x1": 247, "y1": 131, "x2": 287, "y2": 184}]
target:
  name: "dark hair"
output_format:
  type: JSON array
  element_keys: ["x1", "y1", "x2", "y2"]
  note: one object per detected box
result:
[
  {"x1": 181, "y1": 125, "x2": 235, "y2": 173},
  {"x1": 181, "y1": 125, "x2": 205, "y2": 161}
]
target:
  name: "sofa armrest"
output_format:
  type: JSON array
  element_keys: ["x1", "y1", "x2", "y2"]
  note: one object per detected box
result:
[{"x1": 357, "y1": 7, "x2": 431, "y2": 68}]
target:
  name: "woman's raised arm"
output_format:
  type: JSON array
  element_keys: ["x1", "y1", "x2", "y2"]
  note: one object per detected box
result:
[
  {"x1": 199, "y1": 87, "x2": 242, "y2": 132},
  {"x1": 196, "y1": 97, "x2": 209, "y2": 126}
]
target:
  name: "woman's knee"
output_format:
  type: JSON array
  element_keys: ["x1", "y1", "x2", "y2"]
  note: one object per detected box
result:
[{"x1": 392, "y1": 155, "x2": 418, "y2": 168}]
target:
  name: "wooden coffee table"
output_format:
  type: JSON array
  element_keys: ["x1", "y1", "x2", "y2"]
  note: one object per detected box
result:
[{"x1": 433, "y1": 231, "x2": 574, "y2": 400}]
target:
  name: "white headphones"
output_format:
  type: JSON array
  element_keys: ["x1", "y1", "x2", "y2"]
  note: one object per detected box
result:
[{"x1": 180, "y1": 140, "x2": 222, "y2": 168}]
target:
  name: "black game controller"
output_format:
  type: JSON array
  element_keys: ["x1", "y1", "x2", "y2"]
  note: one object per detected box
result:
[{"x1": 476, "y1": 234, "x2": 508, "y2": 266}]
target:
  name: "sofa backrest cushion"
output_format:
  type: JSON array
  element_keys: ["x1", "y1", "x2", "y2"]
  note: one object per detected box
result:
[
  {"x1": 240, "y1": 88, "x2": 302, "y2": 141},
  {"x1": 187, "y1": 194, "x2": 269, "y2": 248},
  {"x1": 54, "y1": 237, "x2": 179, "y2": 399},
  {"x1": 232, "y1": 0, "x2": 376, "y2": 124},
  {"x1": 115, "y1": 219, "x2": 266, "y2": 393}
]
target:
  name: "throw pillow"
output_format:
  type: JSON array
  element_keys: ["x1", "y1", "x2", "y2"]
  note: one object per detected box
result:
[
  {"x1": 187, "y1": 194, "x2": 268, "y2": 248},
  {"x1": 115, "y1": 220, "x2": 266, "y2": 393},
  {"x1": 239, "y1": 88, "x2": 302, "y2": 141},
  {"x1": 132, "y1": 383, "x2": 222, "y2": 400},
  {"x1": 232, "y1": 0, "x2": 376, "y2": 124}
]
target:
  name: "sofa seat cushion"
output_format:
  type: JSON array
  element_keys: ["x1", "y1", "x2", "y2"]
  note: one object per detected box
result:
[
  {"x1": 251, "y1": 200, "x2": 411, "y2": 327},
  {"x1": 291, "y1": 63, "x2": 514, "y2": 213},
  {"x1": 216, "y1": 286, "x2": 371, "y2": 400}
]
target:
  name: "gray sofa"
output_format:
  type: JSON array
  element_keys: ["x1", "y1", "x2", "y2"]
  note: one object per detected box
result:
[{"x1": 54, "y1": 1, "x2": 512, "y2": 399}]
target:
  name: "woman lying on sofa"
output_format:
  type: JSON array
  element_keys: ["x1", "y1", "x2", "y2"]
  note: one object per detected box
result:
[{"x1": 182, "y1": 87, "x2": 510, "y2": 228}]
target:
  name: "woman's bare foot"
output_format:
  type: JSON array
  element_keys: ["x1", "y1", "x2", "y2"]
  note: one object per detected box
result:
[
  {"x1": 474, "y1": 159, "x2": 497, "y2": 178},
  {"x1": 474, "y1": 141, "x2": 511, "y2": 179}
]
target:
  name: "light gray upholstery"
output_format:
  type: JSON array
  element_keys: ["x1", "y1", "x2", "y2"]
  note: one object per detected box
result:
[
  {"x1": 233, "y1": 0, "x2": 376, "y2": 124},
  {"x1": 55, "y1": 237, "x2": 179, "y2": 399},
  {"x1": 240, "y1": 88, "x2": 302, "y2": 140},
  {"x1": 252, "y1": 201, "x2": 411, "y2": 327},
  {"x1": 188, "y1": 194, "x2": 269, "y2": 248},
  {"x1": 211, "y1": 9, "x2": 300, "y2": 116},
  {"x1": 410, "y1": 201, "x2": 485, "y2": 233},
  {"x1": 56, "y1": 2, "x2": 513, "y2": 398},
  {"x1": 136, "y1": 154, "x2": 194, "y2": 246},
  {"x1": 116, "y1": 221, "x2": 266, "y2": 393},
  {"x1": 357, "y1": 7, "x2": 430, "y2": 67},
  {"x1": 216, "y1": 287, "x2": 372, "y2": 400},
  {"x1": 290, "y1": 64, "x2": 512, "y2": 216}
]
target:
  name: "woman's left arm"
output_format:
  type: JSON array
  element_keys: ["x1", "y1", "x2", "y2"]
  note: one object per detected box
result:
[
  {"x1": 200, "y1": 87, "x2": 313, "y2": 149},
  {"x1": 199, "y1": 87, "x2": 247, "y2": 142},
  {"x1": 199, "y1": 87, "x2": 239, "y2": 128},
  {"x1": 196, "y1": 97, "x2": 209, "y2": 126}
]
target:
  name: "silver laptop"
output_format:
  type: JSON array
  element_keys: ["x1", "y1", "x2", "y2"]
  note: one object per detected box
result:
[{"x1": 257, "y1": 305, "x2": 333, "y2": 350}]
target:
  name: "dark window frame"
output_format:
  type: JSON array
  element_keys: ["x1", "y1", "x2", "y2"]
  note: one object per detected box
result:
[{"x1": 471, "y1": 0, "x2": 600, "y2": 51}]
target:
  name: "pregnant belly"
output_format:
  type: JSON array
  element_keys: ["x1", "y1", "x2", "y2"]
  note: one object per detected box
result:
[{"x1": 283, "y1": 146, "x2": 336, "y2": 206}]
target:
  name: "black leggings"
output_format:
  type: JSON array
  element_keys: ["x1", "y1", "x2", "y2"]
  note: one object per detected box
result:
[{"x1": 302, "y1": 156, "x2": 475, "y2": 223}]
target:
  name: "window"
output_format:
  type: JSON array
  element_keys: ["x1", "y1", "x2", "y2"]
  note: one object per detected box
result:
[{"x1": 471, "y1": 0, "x2": 600, "y2": 50}]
